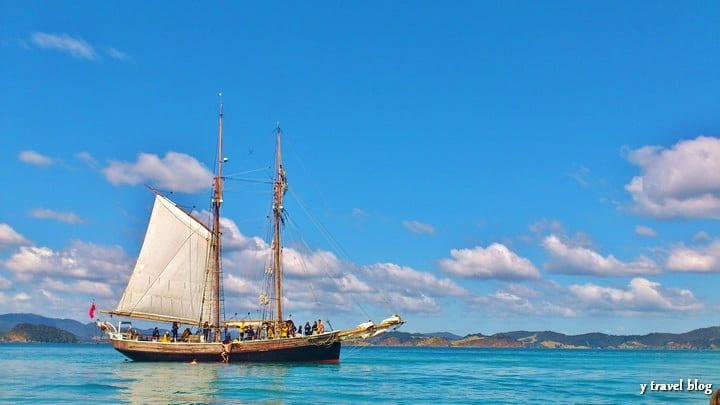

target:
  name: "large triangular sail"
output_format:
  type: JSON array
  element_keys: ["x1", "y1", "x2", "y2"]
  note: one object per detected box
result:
[{"x1": 109, "y1": 194, "x2": 214, "y2": 324}]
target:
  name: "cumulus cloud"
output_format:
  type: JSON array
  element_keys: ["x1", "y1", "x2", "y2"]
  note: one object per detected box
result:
[
  {"x1": 199, "y1": 213, "x2": 267, "y2": 252},
  {"x1": 469, "y1": 282, "x2": 577, "y2": 317},
  {"x1": 666, "y1": 240, "x2": 720, "y2": 273},
  {"x1": 438, "y1": 243, "x2": 540, "y2": 280},
  {"x1": 634, "y1": 225, "x2": 657, "y2": 238},
  {"x1": 0, "y1": 224, "x2": 31, "y2": 247},
  {"x1": 480, "y1": 290, "x2": 536, "y2": 314},
  {"x1": 625, "y1": 136, "x2": 720, "y2": 219},
  {"x1": 402, "y1": 220, "x2": 435, "y2": 235},
  {"x1": 2, "y1": 240, "x2": 132, "y2": 283},
  {"x1": 380, "y1": 292, "x2": 441, "y2": 315},
  {"x1": 542, "y1": 234, "x2": 661, "y2": 276},
  {"x1": 18, "y1": 150, "x2": 54, "y2": 166},
  {"x1": 39, "y1": 278, "x2": 114, "y2": 297},
  {"x1": 214, "y1": 216, "x2": 467, "y2": 316},
  {"x1": 31, "y1": 32, "x2": 96, "y2": 60},
  {"x1": 29, "y1": 208, "x2": 88, "y2": 224},
  {"x1": 103, "y1": 152, "x2": 214, "y2": 193},
  {"x1": 568, "y1": 278, "x2": 702, "y2": 313},
  {"x1": 363, "y1": 263, "x2": 468, "y2": 297},
  {"x1": 15, "y1": 292, "x2": 31, "y2": 302}
]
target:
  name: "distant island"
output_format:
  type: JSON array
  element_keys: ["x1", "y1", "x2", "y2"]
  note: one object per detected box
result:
[
  {"x1": 362, "y1": 328, "x2": 720, "y2": 349},
  {"x1": 1, "y1": 313, "x2": 718, "y2": 349},
  {"x1": 1, "y1": 323, "x2": 78, "y2": 343}
]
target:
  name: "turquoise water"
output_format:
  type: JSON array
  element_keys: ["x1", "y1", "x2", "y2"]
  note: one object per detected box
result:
[{"x1": 0, "y1": 344, "x2": 717, "y2": 404}]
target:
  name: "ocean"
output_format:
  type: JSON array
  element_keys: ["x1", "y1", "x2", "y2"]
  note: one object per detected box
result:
[{"x1": 0, "y1": 343, "x2": 717, "y2": 404}]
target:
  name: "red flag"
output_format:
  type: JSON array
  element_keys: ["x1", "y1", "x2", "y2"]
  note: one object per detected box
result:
[{"x1": 89, "y1": 301, "x2": 96, "y2": 319}]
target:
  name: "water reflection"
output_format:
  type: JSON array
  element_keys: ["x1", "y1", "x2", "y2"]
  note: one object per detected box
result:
[{"x1": 114, "y1": 362, "x2": 219, "y2": 404}]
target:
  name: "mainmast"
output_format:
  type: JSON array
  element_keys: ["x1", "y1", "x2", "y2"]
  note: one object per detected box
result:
[
  {"x1": 272, "y1": 124, "x2": 287, "y2": 336},
  {"x1": 211, "y1": 94, "x2": 225, "y2": 342}
]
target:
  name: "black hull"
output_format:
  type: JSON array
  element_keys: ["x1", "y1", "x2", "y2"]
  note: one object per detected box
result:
[{"x1": 115, "y1": 341, "x2": 341, "y2": 363}]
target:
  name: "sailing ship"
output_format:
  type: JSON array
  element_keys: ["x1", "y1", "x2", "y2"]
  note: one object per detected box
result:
[{"x1": 96, "y1": 100, "x2": 404, "y2": 362}]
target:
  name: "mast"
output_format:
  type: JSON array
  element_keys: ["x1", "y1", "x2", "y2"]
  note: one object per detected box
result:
[
  {"x1": 211, "y1": 94, "x2": 224, "y2": 341},
  {"x1": 272, "y1": 124, "x2": 287, "y2": 336}
]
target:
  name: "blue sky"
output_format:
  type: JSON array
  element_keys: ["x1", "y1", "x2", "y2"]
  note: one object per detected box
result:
[{"x1": 2, "y1": 1, "x2": 720, "y2": 336}]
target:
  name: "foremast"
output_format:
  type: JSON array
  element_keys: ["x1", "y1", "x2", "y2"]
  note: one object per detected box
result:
[
  {"x1": 210, "y1": 94, "x2": 225, "y2": 342},
  {"x1": 272, "y1": 125, "x2": 288, "y2": 337}
]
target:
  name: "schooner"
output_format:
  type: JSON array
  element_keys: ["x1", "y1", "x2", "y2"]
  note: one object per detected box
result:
[{"x1": 96, "y1": 99, "x2": 404, "y2": 362}]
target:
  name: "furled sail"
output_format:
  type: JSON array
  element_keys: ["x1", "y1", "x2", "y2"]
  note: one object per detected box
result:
[{"x1": 109, "y1": 194, "x2": 214, "y2": 324}]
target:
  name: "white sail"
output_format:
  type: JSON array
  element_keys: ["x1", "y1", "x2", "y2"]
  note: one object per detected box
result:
[{"x1": 111, "y1": 194, "x2": 214, "y2": 324}]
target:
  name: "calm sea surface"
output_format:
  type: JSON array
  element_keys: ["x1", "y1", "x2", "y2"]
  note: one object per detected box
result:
[{"x1": 0, "y1": 343, "x2": 717, "y2": 404}]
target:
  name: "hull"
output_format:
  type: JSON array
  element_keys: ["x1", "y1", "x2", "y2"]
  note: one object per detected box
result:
[{"x1": 109, "y1": 332, "x2": 341, "y2": 363}]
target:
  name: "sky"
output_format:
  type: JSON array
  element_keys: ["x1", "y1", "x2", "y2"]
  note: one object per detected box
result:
[{"x1": 2, "y1": 1, "x2": 720, "y2": 336}]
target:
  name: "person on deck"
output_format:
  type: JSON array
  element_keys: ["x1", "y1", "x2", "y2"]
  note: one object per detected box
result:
[
  {"x1": 281, "y1": 322, "x2": 288, "y2": 338},
  {"x1": 181, "y1": 328, "x2": 192, "y2": 341},
  {"x1": 171, "y1": 322, "x2": 179, "y2": 342},
  {"x1": 203, "y1": 321, "x2": 210, "y2": 342},
  {"x1": 317, "y1": 319, "x2": 325, "y2": 334},
  {"x1": 311, "y1": 321, "x2": 317, "y2": 335},
  {"x1": 304, "y1": 322, "x2": 311, "y2": 336},
  {"x1": 152, "y1": 327, "x2": 160, "y2": 341}
]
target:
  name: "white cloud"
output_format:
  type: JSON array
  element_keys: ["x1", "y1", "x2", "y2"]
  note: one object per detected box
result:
[
  {"x1": 103, "y1": 152, "x2": 214, "y2": 193},
  {"x1": 0, "y1": 275, "x2": 11, "y2": 290},
  {"x1": 528, "y1": 218, "x2": 565, "y2": 234},
  {"x1": 380, "y1": 292, "x2": 441, "y2": 315},
  {"x1": 363, "y1": 263, "x2": 468, "y2": 297},
  {"x1": 39, "y1": 289, "x2": 60, "y2": 302},
  {"x1": 75, "y1": 151, "x2": 98, "y2": 168},
  {"x1": 569, "y1": 165, "x2": 590, "y2": 187},
  {"x1": 29, "y1": 208, "x2": 88, "y2": 224},
  {"x1": 28, "y1": 32, "x2": 129, "y2": 63},
  {"x1": 568, "y1": 278, "x2": 702, "y2": 313},
  {"x1": 634, "y1": 225, "x2": 657, "y2": 238},
  {"x1": 106, "y1": 47, "x2": 128, "y2": 60},
  {"x1": 484, "y1": 291, "x2": 536, "y2": 314},
  {"x1": 31, "y1": 32, "x2": 96, "y2": 60},
  {"x1": 0, "y1": 224, "x2": 31, "y2": 246},
  {"x1": 2, "y1": 240, "x2": 132, "y2": 283},
  {"x1": 625, "y1": 136, "x2": 720, "y2": 219},
  {"x1": 284, "y1": 249, "x2": 344, "y2": 278},
  {"x1": 15, "y1": 292, "x2": 31, "y2": 302},
  {"x1": 438, "y1": 243, "x2": 540, "y2": 280},
  {"x1": 666, "y1": 240, "x2": 720, "y2": 273},
  {"x1": 542, "y1": 234, "x2": 661, "y2": 276},
  {"x1": 213, "y1": 218, "x2": 457, "y2": 317},
  {"x1": 693, "y1": 231, "x2": 711, "y2": 241},
  {"x1": 18, "y1": 150, "x2": 54, "y2": 166},
  {"x1": 39, "y1": 278, "x2": 114, "y2": 297},
  {"x1": 469, "y1": 282, "x2": 577, "y2": 317},
  {"x1": 402, "y1": 219, "x2": 435, "y2": 235}
]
